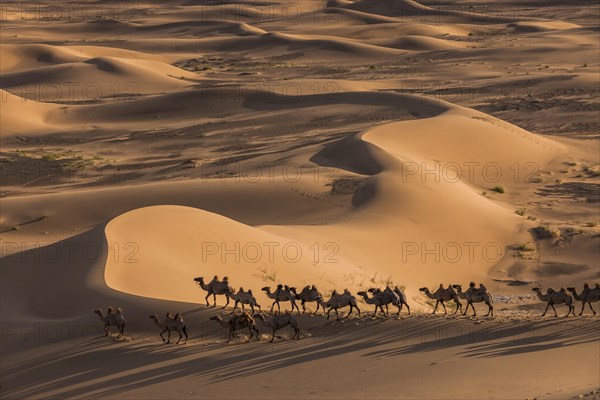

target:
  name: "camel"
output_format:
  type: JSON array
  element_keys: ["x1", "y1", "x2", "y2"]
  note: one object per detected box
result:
[
  {"x1": 368, "y1": 286, "x2": 411, "y2": 316},
  {"x1": 193, "y1": 275, "x2": 232, "y2": 307},
  {"x1": 390, "y1": 286, "x2": 411, "y2": 315},
  {"x1": 532, "y1": 287, "x2": 575, "y2": 317},
  {"x1": 256, "y1": 312, "x2": 300, "y2": 343},
  {"x1": 229, "y1": 287, "x2": 262, "y2": 315},
  {"x1": 210, "y1": 311, "x2": 259, "y2": 342},
  {"x1": 94, "y1": 307, "x2": 126, "y2": 338},
  {"x1": 261, "y1": 284, "x2": 300, "y2": 314},
  {"x1": 452, "y1": 283, "x2": 494, "y2": 317},
  {"x1": 149, "y1": 312, "x2": 188, "y2": 344},
  {"x1": 320, "y1": 289, "x2": 361, "y2": 321},
  {"x1": 566, "y1": 284, "x2": 600, "y2": 315},
  {"x1": 289, "y1": 285, "x2": 324, "y2": 314},
  {"x1": 357, "y1": 288, "x2": 400, "y2": 317},
  {"x1": 419, "y1": 284, "x2": 463, "y2": 314}
]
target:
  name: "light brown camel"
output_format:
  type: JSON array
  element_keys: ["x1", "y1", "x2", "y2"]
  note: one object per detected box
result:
[
  {"x1": 94, "y1": 307, "x2": 126, "y2": 338},
  {"x1": 419, "y1": 284, "x2": 463, "y2": 314},
  {"x1": 289, "y1": 285, "x2": 324, "y2": 314},
  {"x1": 210, "y1": 311, "x2": 259, "y2": 342},
  {"x1": 532, "y1": 287, "x2": 575, "y2": 317},
  {"x1": 149, "y1": 312, "x2": 188, "y2": 344},
  {"x1": 566, "y1": 283, "x2": 600, "y2": 315},
  {"x1": 452, "y1": 282, "x2": 494, "y2": 317},
  {"x1": 193, "y1": 275, "x2": 232, "y2": 307},
  {"x1": 229, "y1": 287, "x2": 262, "y2": 315},
  {"x1": 261, "y1": 284, "x2": 300, "y2": 314},
  {"x1": 319, "y1": 289, "x2": 361, "y2": 320},
  {"x1": 256, "y1": 312, "x2": 300, "y2": 342}
]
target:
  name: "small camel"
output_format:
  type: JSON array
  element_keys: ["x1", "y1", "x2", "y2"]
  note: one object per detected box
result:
[
  {"x1": 320, "y1": 289, "x2": 361, "y2": 321},
  {"x1": 256, "y1": 312, "x2": 300, "y2": 343},
  {"x1": 194, "y1": 275, "x2": 232, "y2": 307},
  {"x1": 532, "y1": 287, "x2": 575, "y2": 317},
  {"x1": 452, "y1": 283, "x2": 494, "y2": 317},
  {"x1": 419, "y1": 285, "x2": 463, "y2": 315},
  {"x1": 94, "y1": 307, "x2": 126, "y2": 338},
  {"x1": 262, "y1": 284, "x2": 300, "y2": 314},
  {"x1": 290, "y1": 285, "x2": 324, "y2": 314},
  {"x1": 149, "y1": 312, "x2": 188, "y2": 344},
  {"x1": 566, "y1": 284, "x2": 600, "y2": 315},
  {"x1": 229, "y1": 287, "x2": 262, "y2": 315},
  {"x1": 210, "y1": 312, "x2": 259, "y2": 342},
  {"x1": 357, "y1": 289, "x2": 399, "y2": 317}
]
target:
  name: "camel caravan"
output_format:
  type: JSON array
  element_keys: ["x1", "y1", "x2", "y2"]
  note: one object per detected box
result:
[{"x1": 94, "y1": 278, "x2": 600, "y2": 344}]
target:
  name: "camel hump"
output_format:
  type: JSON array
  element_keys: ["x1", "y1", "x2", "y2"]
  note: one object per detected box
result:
[
  {"x1": 116, "y1": 307, "x2": 123, "y2": 313},
  {"x1": 478, "y1": 283, "x2": 487, "y2": 293},
  {"x1": 248, "y1": 289, "x2": 253, "y2": 294}
]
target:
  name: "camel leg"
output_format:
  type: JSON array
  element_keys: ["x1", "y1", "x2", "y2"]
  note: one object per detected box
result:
[
  {"x1": 223, "y1": 295, "x2": 230, "y2": 309},
  {"x1": 441, "y1": 301, "x2": 448, "y2": 315},
  {"x1": 104, "y1": 324, "x2": 110, "y2": 336},
  {"x1": 566, "y1": 304, "x2": 574, "y2": 317},
  {"x1": 579, "y1": 301, "x2": 585, "y2": 316},
  {"x1": 335, "y1": 308, "x2": 340, "y2": 321},
  {"x1": 405, "y1": 302, "x2": 411, "y2": 315},
  {"x1": 301, "y1": 301, "x2": 306, "y2": 314},
  {"x1": 550, "y1": 304, "x2": 558, "y2": 317},
  {"x1": 345, "y1": 305, "x2": 353, "y2": 319},
  {"x1": 396, "y1": 304, "x2": 401, "y2": 316},
  {"x1": 355, "y1": 305, "x2": 361, "y2": 318},
  {"x1": 205, "y1": 293, "x2": 211, "y2": 307},
  {"x1": 119, "y1": 325, "x2": 124, "y2": 338},
  {"x1": 432, "y1": 300, "x2": 440, "y2": 314},
  {"x1": 253, "y1": 326, "x2": 260, "y2": 340},
  {"x1": 471, "y1": 303, "x2": 477, "y2": 317},
  {"x1": 270, "y1": 300, "x2": 276, "y2": 312},
  {"x1": 313, "y1": 302, "x2": 320, "y2": 315},
  {"x1": 453, "y1": 300, "x2": 461, "y2": 315},
  {"x1": 249, "y1": 304, "x2": 254, "y2": 315},
  {"x1": 270, "y1": 329, "x2": 276, "y2": 343},
  {"x1": 231, "y1": 300, "x2": 239, "y2": 314},
  {"x1": 176, "y1": 330, "x2": 183, "y2": 344},
  {"x1": 589, "y1": 302, "x2": 597, "y2": 315},
  {"x1": 326, "y1": 307, "x2": 332, "y2": 320},
  {"x1": 485, "y1": 302, "x2": 493, "y2": 317},
  {"x1": 542, "y1": 302, "x2": 550, "y2": 317}
]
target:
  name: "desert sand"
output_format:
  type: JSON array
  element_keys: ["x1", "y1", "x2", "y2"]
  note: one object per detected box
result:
[{"x1": 1, "y1": 0, "x2": 599, "y2": 399}]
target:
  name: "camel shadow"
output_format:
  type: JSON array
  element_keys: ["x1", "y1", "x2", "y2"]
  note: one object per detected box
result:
[{"x1": 2, "y1": 316, "x2": 599, "y2": 398}]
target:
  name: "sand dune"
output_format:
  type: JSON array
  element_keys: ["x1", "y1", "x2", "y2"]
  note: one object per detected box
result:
[{"x1": 2, "y1": 56, "x2": 198, "y2": 101}]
